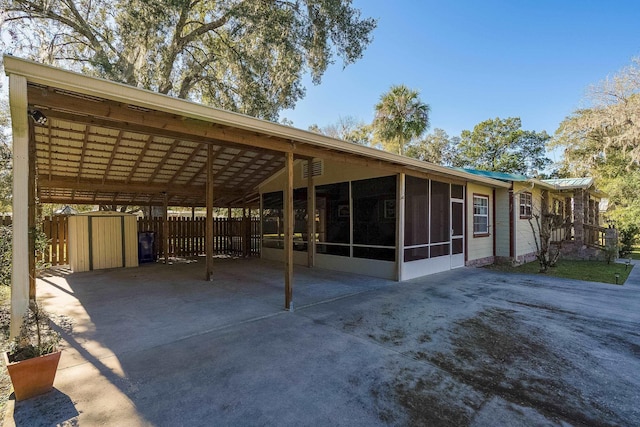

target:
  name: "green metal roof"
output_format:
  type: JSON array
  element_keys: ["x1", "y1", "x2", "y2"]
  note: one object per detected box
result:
[
  {"x1": 450, "y1": 168, "x2": 529, "y2": 182},
  {"x1": 452, "y1": 169, "x2": 597, "y2": 190}
]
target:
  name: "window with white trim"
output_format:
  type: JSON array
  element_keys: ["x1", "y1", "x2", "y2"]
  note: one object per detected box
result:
[
  {"x1": 520, "y1": 192, "x2": 532, "y2": 218},
  {"x1": 473, "y1": 195, "x2": 489, "y2": 235}
]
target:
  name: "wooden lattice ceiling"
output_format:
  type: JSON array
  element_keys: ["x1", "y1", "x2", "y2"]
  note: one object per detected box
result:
[{"x1": 29, "y1": 83, "x2": 287, "y2": 207}]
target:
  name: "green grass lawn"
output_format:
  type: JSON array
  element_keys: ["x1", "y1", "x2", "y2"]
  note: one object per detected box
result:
[
  {"x1": 629, "y1": 248, "x2": 640, "y2": 260},
  {"x1": 489, "y1": 259, "x2": 633, "y2": 285}
]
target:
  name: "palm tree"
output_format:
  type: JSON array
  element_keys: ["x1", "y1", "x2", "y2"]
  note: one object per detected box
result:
[{"x1": 372, "y1": 85, "x2": 430, "y2": 156}]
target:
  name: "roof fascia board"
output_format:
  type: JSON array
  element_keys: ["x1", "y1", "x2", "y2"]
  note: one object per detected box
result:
[{"x1": 4, "y1": 55, "x2": 509, "y2": 189}]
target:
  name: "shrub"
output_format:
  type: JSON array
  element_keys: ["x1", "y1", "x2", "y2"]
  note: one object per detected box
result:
[
  {"x1": 8, "y1": 301, "x2": 60, "y2": 362},
  {"x1": 0, "y1": 225, "x2": 10, "y2": 287},
  {"x1": 0, "y1": 225, "x2": 51, "y2": 287},
  {"x1": 619, "y1": 224, "x2": 639, "y2": 258}
]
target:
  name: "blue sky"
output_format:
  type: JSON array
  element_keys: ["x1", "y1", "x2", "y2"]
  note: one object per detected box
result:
[{"x1": 281, "y1": 0, "x2": 640, "y2": 162}]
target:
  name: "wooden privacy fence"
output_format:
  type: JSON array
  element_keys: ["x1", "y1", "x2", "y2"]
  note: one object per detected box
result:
[
  {"x1": 1, "y1": 215, "x2": 260, "y2": 267},
  {"x1": 42, "y1": 215, "x2": 69, "y2": 266},
  {"x1": 136, "y1": 217, "x2": 261, "y2": 260},
  {"x1": 0, "y1": 215, "x2": 69, "y2": 266}
]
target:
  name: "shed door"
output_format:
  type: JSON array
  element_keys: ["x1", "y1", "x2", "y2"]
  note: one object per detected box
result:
[{"x1": 90, "y1": 217, "x2": 124, "y2": 270}]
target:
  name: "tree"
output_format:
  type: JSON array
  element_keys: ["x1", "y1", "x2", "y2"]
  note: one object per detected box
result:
[
  {"x1": 452, "y1": 117, "x2": 551, "y2": 175},
  {"x1": 527, "y1": 191, "x2": 570, "y2": 273},
  {"x1": 552, "y1": 58, "x2": 640, "y2": 234},
  {"x1": 405, "y1": 128, "x2": 456, "y2": 165},
  {"x1": 372, "y1": 85, "x2": 430, "y2": 156},
  {"x1": 2, "y1": 0, "x2": 376, "y2": 120},
  {"x1": 553, "y1": 58, "x2": 640, "y2": 170},
  {"x1": 0, "y1": 101, "x2": 11, "y2": 214},
  {"x1": 308, "y1": 115, "x2": 371, "y2": 145}
]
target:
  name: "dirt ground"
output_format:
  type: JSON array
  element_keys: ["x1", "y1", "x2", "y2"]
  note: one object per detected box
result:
[{"x1": 5, "y1": 260, "x2": 640, "y2": 426}]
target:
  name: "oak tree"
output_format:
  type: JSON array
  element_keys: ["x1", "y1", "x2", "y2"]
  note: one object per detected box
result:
[
  {"x1": 308, "y1": 115, "x2": 371, "y2": 145},
  {"x1": 2, "y1": 0, "x2": 376, "y2": 120},
  {"x1": 405, "y1": 128, "x2": 456, "y2": 165},
  {"x1": 553, "y1": 58, "x2": 640, "y2": 171},
  {"x1": 452, "y1": 117, "x2": 550, "y2": 176},
  {"x1": 552, "y1": 58, "x2": 640, "y2": 232}
]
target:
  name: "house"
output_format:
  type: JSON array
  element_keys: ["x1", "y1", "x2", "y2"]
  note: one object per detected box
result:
[
  {"x1": 461, "y1": 169, "x2": 607, "y2": 264},
  {"x1": 258, "y1": 158, "x2": 510, "y2": 281},
  {"x1": 4, "y1": 56, "x2": 609, "y2": 335},
  {"x1": 258, "y1": 164, "x2": 607, "y2": 281},
  {"x1": 2, "y1": 55, "x2": 511, "y2": 333}
]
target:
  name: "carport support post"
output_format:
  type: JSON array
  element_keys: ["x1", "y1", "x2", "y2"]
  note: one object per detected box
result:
[
  {"x1": 163, "y1": 192, "x2": 169, "y2": 264},
  {"x1": 396, "y1": 173, "x2": 405, "y2": 281},
  {"x1": 284, "y1": 152, "x2": 294, "y2": 310},
  {"x1": 9, "y1": 73, "x2": 30, "y2": 338},
  {"x1": 307, "y1": 158, "x2": 315, "y2": 268},
  {"x1": 28, "y1": 119, "x2": 37, "y2": 301},
  {"x1": 206, "y1": 144, "x2": 214, "y2": 280},
  {"x1": 228, "y1": 206, "x2": 232, "y2": 253}
]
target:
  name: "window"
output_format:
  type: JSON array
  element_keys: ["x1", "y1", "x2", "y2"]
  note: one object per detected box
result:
[
  {"x1": 293, "y1": 188, "x2": 309, "y2": 251},
  {"x1": 404, "y1": 176, "x2": 430, "y2": 261},
  {"x1": 262, "y1": 191, "x2": 284, "y2": 249},
  {"x1": 315, "y1": 182, "x2": 350, "y2": 256},
  {"x1": 261, "y1": 189, "x2": 308, "y2": 251},
  {"x1": 430, "y1": 181, "x2": 450, "y2": 244},
  {"x1": 404, "y1": 178, "x2": 462, "y2": 262},
  {"x1": 314, "y1": 177, "x2": 397, "y2": 261},
  {"x1": 352, "y1": 176, "x2": 396, "y2": 261},
  {"x1": 520, "y1": 192, "x2": 532, "y2": 218},
  {"x1": 473, "y1": 195, "x2": 489, "y2": 236}
]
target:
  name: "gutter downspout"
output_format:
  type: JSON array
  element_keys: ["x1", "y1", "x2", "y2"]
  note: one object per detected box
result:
[
  {"x1": 509, "y1": 184, "x2": 514, "y2": 260},
  {"x1": 492, "y1": 188, "x2": 496, "y2": 259}
]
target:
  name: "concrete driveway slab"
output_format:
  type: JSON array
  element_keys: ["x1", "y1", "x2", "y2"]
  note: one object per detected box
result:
[{"x1": 6, "y1": 258, "x2": 640, "y2": 426}]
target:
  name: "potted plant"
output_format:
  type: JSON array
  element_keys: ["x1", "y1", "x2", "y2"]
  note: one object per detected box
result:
[{"x1": 3, "y1": 301, "x2": 61, "y2": 401}]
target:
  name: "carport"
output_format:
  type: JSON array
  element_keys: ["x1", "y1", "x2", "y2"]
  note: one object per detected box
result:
[
  {"x1": 5, "y1": 56, "x2": 507, "y2": 337},
  {"x1": 3, "y1": 56, "x2": 390, "y2": 335}
]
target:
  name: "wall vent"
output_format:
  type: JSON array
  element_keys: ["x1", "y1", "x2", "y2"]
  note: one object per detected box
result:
[{"x1": 302, "y1": 159, "x2": 324, "y2": 179}]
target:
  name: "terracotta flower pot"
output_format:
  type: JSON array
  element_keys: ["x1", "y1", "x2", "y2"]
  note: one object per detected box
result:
[{"x1": 4, "y1": 350, "x2": 61, "y2": 401}]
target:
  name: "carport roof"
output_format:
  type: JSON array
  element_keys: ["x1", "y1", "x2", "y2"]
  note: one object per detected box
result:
[
  {"x1": 5, "y1": 56, "x2": 510, "y2": 208},
  {"x1": 541, "y1": 177, "x2": 594, "y2": 189}
]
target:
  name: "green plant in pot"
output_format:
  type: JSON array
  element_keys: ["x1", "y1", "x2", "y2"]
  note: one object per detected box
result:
[{"x1": 4, "y1": 301, "x2": 62, "y2": 401}]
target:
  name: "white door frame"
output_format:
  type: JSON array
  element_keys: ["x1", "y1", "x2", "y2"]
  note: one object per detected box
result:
[{"x1": 451, "y1": 190, "x2": 465, "y2": 269}]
